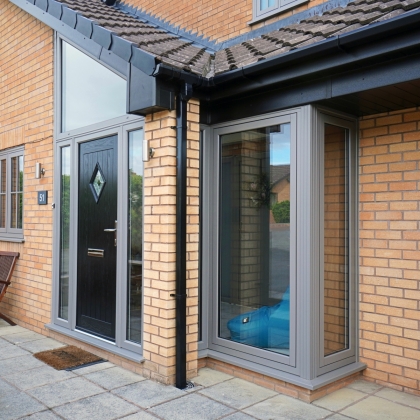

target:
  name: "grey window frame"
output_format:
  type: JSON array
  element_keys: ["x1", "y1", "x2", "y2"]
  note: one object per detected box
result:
[
  {"x1": 250, "y1": 0, "x2": 308, "y2": 25},
  {"x1": 200, "y1": 105, "x2": 362, "y2": 389},
  {"x1": 0, "y1": 146, "x2": 24, "y2": 242},
  {"x1": 206, "y1": 110, "x2": 298, "y2": 373},
  {"x1": 50, "y1": 31, "x2": 145, "y2": 362},
  {"x1": 316, "y1": 111, "x2": 358, "y2": 375}
]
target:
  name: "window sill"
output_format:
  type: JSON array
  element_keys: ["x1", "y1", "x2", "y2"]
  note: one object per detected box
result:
[
  {"x1": 46, "y1": 323, "x2": 144, "y2": 364},
  {"x1": 199, "y1": 349, "x2": 366, "y2": 390},
  {"x1": 248, "y1": 0, "x2": 309, "y2": 26},
  {"x1": 0, "y1": 236, "x2": 25, "y2": 243}
]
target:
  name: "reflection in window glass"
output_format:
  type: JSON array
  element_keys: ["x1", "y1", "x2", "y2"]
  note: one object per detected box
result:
[
  {"x1": 0, "y1": 160, "x2": 5, "y2": 228},
  {"x1": 59, "y1": 147, "x2": 71, "y2": 320},
  {"x1": 62, "y1": 41, "x2": 127, "y2": 132},
  {"x1": 127, "y1": 130, "x2": 143, "y2": 344},
  {"x1": 324, "y1": 124, "x2": 349, "y2": 356},
  {"x1": 219, "y1": 124, "x2": 291, "y2": 355},
  {"x1": 260, "y1": 0, "x2": 275, "y2": 9},
  {"x1": 10, "y1": 156, "x2": 23, "y2": 229}
]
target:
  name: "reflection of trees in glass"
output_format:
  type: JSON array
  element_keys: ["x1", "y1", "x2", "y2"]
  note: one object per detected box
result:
[
  {"x1": 272, "y1": 200, "x2": 290, "y2": 223},
  {"x1": 129, "y1": 171, "x2": 142, "y2": 260},
  {"x1": 61, "y1": 174, "x2": 70, "y2": 248}
]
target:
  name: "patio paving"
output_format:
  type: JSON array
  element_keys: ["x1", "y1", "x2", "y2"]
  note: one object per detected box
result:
[{"x1": 1, "y1": 319, "x2": 420, "y2": 419}]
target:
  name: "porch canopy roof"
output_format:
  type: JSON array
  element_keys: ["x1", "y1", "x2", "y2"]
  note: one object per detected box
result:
[{"x1": 11, "y1": 0, "x2": 420, "y2": 120}]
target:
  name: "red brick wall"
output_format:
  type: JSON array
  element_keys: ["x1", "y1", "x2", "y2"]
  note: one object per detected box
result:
[
  {"x1": 0, "y1": 0, "x2": 54, "y2": 333},
  {"x1": 359, "y1": 107, "x2": 420, "y2": 396}
]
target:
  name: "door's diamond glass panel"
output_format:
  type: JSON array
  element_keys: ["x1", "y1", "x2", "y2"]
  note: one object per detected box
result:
[{"x1": 89, "y1": 163, "x2": 106, "y2": 203}]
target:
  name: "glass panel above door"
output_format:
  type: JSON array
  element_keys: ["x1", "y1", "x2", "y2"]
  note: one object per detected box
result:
[
  {"x1": 61, "y1": 41, "x2": 127, "y2": 132},
  {"x1": 219, "y1": 124, "x2": 291, "y2": 355},
  {"x1": 323, "y1": 123, "x2": 349, "y2": 357}
]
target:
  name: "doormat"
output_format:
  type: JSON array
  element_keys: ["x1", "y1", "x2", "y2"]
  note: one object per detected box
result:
[{"x1": 34, "y1": 345, "x2": 104, "y2": 370}]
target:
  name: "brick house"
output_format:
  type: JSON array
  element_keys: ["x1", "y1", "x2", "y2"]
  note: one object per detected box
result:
[{"x1": 1, "y1": 0, "x2": 420, "y2": 402}]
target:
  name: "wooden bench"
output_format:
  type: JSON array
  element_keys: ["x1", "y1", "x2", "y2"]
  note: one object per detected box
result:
[{"x1": 0, "y1": 251, "x2": 20, "y2": 326}]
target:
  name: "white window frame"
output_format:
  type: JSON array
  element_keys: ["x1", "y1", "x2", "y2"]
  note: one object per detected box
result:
[
  {"x1": 251, "y1": 0, "x2": 309, "y2": 24},
  {"x1": 0, "y1": 146, "x2": 24, "y2": 242}
]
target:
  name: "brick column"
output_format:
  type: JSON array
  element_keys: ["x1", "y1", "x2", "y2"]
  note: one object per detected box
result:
[{"x1": 142, "y1": 99, "x2": 200, "y2": 384}]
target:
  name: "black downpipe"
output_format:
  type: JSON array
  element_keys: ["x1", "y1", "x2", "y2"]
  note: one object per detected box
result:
[{"x1": 174, "y1": 83, "x2": 193, "y2": 389}]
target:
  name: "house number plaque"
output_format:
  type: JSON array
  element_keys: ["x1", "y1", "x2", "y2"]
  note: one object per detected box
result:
[{"x1": 38, "y1": 191, "x2": 48, "y2": 205}]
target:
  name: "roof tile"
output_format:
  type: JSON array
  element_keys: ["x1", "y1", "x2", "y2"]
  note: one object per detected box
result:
[{"x1": 52, "y1": 0, "x2": 420, "y2": 77}]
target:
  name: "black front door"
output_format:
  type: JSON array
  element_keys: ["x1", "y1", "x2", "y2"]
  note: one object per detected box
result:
[{"x1": 76, "y1": 136, "x2": 118, "y2": 341}]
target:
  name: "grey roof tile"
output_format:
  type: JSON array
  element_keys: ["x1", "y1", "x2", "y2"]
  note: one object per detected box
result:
[{"x1": 50, "y1": 0, "x2": 420, "y2": 77}]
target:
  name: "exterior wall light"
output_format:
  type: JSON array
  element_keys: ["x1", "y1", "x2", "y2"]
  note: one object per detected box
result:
[
  {"x1": 35, "y1": 162, "x2": 45, "y2": 179},
  {"x1": 143, "y1": 139, "x2": 155, "y2": 162}
]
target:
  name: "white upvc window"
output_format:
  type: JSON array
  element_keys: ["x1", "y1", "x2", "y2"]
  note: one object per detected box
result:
[{"x1": 252, "y1": 0, "x2": 308, "y2": 24}]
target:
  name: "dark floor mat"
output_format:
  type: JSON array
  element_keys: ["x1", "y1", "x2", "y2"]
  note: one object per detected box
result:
[{"x1": 34, "y1": 345, "x2": 104, "y2": 370}]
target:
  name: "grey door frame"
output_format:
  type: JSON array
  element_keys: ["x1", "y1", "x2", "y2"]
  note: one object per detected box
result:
[{"x1": 50, "y1": 31, "x2": 145, "y2": 359}]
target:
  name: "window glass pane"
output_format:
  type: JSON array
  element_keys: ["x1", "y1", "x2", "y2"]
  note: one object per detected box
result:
[
  {"x1": 324, "y1": 124, "x2": 349, "y2": 357},
  {"x1": 62, "y1": 41, "x2": 127, "y2": 132},
  {"x1": 59, "y1": 146, "x2": 71, "y2": 320},
  {"x1": 10, "y1": 156, "x2": 23, "y2": 229},
  {"x1": 219, "y1": 124, "x2": 291, "y2": 355},
  {"x1": 199, "y1": 130, "x2": 203, "y2": 342},
  {"x1": 260, "y1": 0, "x2": 275, "y2": 9},
  {"x1": 0, "y1": 159, "x2": 5, "y2": 228},
  {"x1": 127, "y1": 129, "x2": 143, "y2": 344}
]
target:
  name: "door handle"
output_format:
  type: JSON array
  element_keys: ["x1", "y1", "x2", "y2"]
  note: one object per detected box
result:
[{"x1": 104, "y1": 220, "x2": 117, "y2": 246}]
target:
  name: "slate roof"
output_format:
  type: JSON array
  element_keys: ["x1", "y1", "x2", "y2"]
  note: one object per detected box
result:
[{"x1": 49, "y1": 0, "x2": 420, "y2": 77}]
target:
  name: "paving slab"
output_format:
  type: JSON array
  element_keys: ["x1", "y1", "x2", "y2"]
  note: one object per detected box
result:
[
  {"x1": 53, "y1": 392, "x2": 139, "y2": 420},
  {"x1": 326, "y1": 414, "x2": 354, "y2": 420},
  {"x1": 0, "y1": 376, "x2": 19, "y2": 394},
  {"x1": 243, "y1": 394, "x2": 332, "y2": 420},
  {"x1": 149, "y1": 393, "x2": 235, "y2": 420},
  {"x1": 84, "y1": 365, "x2": 146, "y2": 390},
  {"x1": 223, "y1": 413, "x2": 257, "y2": 420},
  {"x1": 0, "y1": 325, "x2": 28, "y2": 336},
  {"x1": 341, "y1": 395, "x2": 420, "y2": 420},
  {"x1": 120, "y1": 412, "x2": 160, "y2": 419},
  {"x1": 0, "y1": 336, "x2": 10, "y2": 347},
  {"x1": 0, "y1": 354, "x2": 45, "y2": 376},
  {"x1": 191, "y1": 367, "x2": 234, "y2": 387},
  {"x1": 0, "y1": 389, "x2": 46, "y2": 420},
  {"x1": 3, "y1": 330, "x2": 46, "y2": 344},
  {"x1": 27, "y1": 376, "x2": 105, "y2": 408},
  {"x1": 313, "y1": 387, "x2": 366, "y2": 411},
  {"x1": 375, "y1": 387, "x2": 420, "y2": 410},
  {"x1": 112, "y1": 380, "x2": 185, "y2": 409},
  {"x1": 0, "y1": 343, "x2": 31, "y2": 359},
  {"x1": 22, "y1": 411, "x2": 62, "y2": 420},
  {"x1": 18, "y1": 337, "x2": 66, "y2": 353},
  {"x1": 5, "y1": 365, "x2": 75, "y2": 390},
  {"x1": 346, "y1": 380, "x2": 383, "y2": 394},
  {"x1": 73, "y1": 361, "x2": 115, "y2": 375},
  {"x1": 199, "y1": 378, "x2": 277, "y2": 410}
]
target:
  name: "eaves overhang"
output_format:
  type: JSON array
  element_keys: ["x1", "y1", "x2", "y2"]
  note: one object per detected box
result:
[
  {"x1": 155, "y1": 6, "x2": 420, "y2": 101},
  {"x1": 10, "y1": 0, "x2": 420, "y2": 118}
]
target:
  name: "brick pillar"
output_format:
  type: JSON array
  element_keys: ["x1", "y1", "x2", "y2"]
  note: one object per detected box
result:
[{"x1": 142, "y1": 99, "x2": 200, "y2": 384}]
